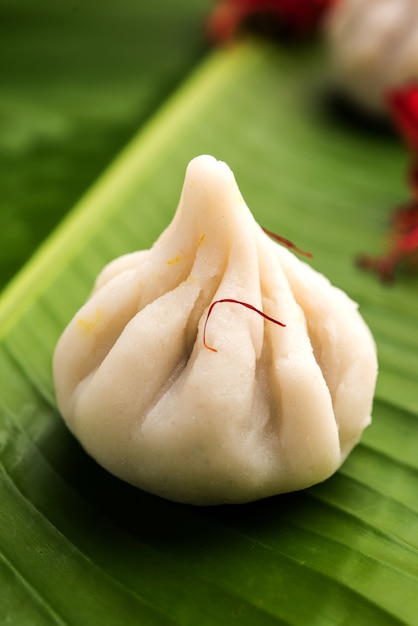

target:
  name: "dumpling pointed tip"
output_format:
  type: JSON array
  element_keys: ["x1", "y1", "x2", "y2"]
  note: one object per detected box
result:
[
  {"x1": 185, "y1": 154, "x2": 235, "y2": 186},
  {"x1": 180, "y1": 155, "x2": 246, "y2": 224}
]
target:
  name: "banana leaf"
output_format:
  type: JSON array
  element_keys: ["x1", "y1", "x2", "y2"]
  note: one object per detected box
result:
[
  {"x1": 0, "y1": 0, "x2": 209, "y2": 289},
  {"x1": 0, "y1": 35, "x2": 417, "y2": 626}
]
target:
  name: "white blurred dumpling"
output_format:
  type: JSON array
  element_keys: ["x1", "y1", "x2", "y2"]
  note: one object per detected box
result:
[
  {"x1": 325, "y1": 0, "x2": 418, "y2": 112},
  {"x1": 53, "y1": 155, "x2": 378, "y2": 505}
]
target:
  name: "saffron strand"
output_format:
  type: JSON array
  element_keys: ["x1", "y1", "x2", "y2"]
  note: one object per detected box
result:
[
  {"x1": 203, "y1": 298, "x2": 285, "y2": 352},
  {"x1": 262, "y1": 226, "x2": 313, "y2": 258}
]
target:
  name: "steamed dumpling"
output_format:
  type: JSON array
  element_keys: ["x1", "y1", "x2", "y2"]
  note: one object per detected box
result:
[
  {"x1": 325, "y1": 0, "x2": 418, "y2": 112},
  {"x1": 53, "y1": 155, "x2": 378, "y2": 505}
]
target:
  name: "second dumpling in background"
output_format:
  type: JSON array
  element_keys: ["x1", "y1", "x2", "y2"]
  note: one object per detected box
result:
[{"x1": 324, "y1": 0, "x2": 418, "y2": 112}]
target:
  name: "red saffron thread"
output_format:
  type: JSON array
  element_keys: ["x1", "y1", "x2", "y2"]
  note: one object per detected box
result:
[
  {"x1": 262, "y1": 226, "x2": 313, "y2": 258},
  {"x1": 203, "y1": 298, "x2": 286, "y2": 353}
]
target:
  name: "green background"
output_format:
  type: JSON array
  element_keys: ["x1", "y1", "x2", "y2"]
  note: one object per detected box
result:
[{"x1": 0, "y1": 0, "x2": 210, "y2": 289}]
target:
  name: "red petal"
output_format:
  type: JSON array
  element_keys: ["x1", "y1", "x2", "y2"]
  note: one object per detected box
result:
[
  {"x1": 357, "y1": 201, "x2": 418, "y2": 283},
  {"x1": 208, "y1": 0, "x2": 335, "y2": 42},
  {"x1": 359, "y1": 89, "x2": 418, "y2": 282},
  {"x1": 387, "y1": 85, "x2": 418, "y2": 156}
]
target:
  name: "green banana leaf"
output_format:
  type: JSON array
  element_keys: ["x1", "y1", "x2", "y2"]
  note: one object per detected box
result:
[
  {"x1": 0, "y1": 0, "x2": 209, "y2": 289},
  {"x1": 1, "y1": 22, "x2": 418, "y2": 626}
]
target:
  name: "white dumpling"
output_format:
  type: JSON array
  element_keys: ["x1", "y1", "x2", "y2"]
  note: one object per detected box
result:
[
  {"x1": 53, "y1": 155, "x2": 378, "y2": 505},
  {"x1": 324, "y1": 0, "x2": 418, "y2": 112}
]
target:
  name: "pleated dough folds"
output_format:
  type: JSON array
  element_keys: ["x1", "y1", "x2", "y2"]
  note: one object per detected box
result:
[{"x1": 53, "y1": 155, "x2": 377, "y2": 505}]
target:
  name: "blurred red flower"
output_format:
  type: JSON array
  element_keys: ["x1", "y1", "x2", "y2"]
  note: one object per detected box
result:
[
  {"x1": 208, "y1": 0, "x2": 335, "y2": 42},
  {"x1": 358, "y1": 85, "x2": 418, "y2": 282},
  {"x1": 388, "y1": 85, "x2": 418, "y2": 156}
]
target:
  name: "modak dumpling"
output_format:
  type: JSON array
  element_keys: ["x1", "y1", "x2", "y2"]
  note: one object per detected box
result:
[
  {"x1": 324, "y1": 0, "x2": 418, "y2": 112},
  {"x1": 53, "y1": 155, "x2": 378, "y2": 505}
]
